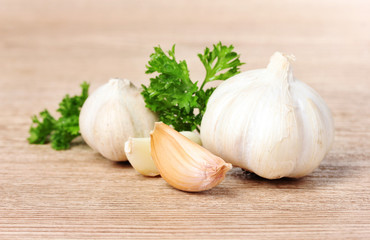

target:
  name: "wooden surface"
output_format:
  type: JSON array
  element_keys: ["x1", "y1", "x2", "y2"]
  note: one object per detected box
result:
[{"x1": 1, "y1": 0, "x2": 369, "y2": 239}]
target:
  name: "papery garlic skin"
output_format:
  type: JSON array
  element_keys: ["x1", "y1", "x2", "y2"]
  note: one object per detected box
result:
[
  {"x1": 79, "y1": 78, "x2": 158, "y2": 161},
  {"x1": 201, "y1": 52, "x2": 334, "y2": 179}
]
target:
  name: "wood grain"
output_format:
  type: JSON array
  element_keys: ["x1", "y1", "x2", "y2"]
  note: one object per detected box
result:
[{"x1": 0, "y1": 0, "x2": 369, "y2": 239}]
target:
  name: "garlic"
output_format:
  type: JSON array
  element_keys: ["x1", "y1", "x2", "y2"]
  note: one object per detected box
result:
[
  {"x1": 177, "y1": 131, "x2": 202, "y2": 145},
  {"x1": 125, "y1": 131, "x2": 202, "y2": 177},
  {"x1": 125, "y1": 137, "x2": 158, "y2": 176},
  {"x1": 150, "y1": 122, "x2": 232, "y2": 192},
  {"x1": 79, "y1": 78, "x2": 158, "y2": 161},
  {"x1": 201, "y1": 52, "x2": 334, "y2": 179}
]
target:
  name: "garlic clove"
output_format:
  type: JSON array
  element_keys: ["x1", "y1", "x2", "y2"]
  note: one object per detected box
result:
[
  {"x1": 125, "y1": 131, "x2": 202, "y2": 177},
  {"x1": 150, "y1": 122, "x2": 232, "y2": 192},
  {"x1": 179, "y1": 131, "x2": 202, "y2": 145},
  {"x1": 125, "y1": 137, "x2": 159, "y2": 177}
]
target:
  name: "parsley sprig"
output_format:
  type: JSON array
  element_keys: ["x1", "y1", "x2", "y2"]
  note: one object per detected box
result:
[
  {"x1": 28, "y1": 82, "x2": 89, "y2": 150},
  {"x1": 141, "y1": 42, "x2": 244, "y2": 132}
]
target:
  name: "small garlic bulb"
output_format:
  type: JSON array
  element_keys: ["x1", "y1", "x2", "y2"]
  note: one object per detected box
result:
[
  {"x1": 79, "y1": 78, "x2": 158, "y2": 161},
  {"x1": 201, "y1": 52, "x2": 334, "y2": 179}
]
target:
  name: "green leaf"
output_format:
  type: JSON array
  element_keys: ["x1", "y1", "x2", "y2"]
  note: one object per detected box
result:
[
  {"x1": 198, "y1": 42, "x2": 244, "y2": 89},
  {"x1": 28, "y1": 82, "x2": 90, "y2": 150},
  {"x1": 27, "y1": 110, "x2": 56, "y2": 144},
  {"x1": 141, "y1": 43, "x2": 244, "y2": 132},
  {"x1": 50, "y1": 116, "x2": 80, "y2": 150},
  {"x1": 142, "y1": 45, "x2": 199, "y2": 131}
]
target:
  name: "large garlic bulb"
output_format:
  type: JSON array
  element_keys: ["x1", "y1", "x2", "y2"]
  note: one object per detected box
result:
[
  {"x1": 201, "y1": 52, "x2": 334, "y2": 179},
  {"x1": 79, "y1": 78, "x2": 158, "y2": 161}
]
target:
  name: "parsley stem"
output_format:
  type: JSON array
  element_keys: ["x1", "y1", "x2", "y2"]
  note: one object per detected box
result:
[
  {"x1": 200, "y1": 80, "x2": 207, "y2": 90},
  {"x1": 196, "y1": 126, "x2": 200, "y2": 133}
]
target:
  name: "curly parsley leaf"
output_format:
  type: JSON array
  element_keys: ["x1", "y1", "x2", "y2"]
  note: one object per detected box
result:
[
  {"x1": 142, "y1": 45, "x2": 200, "y2": 131},
  {"x1": 28, "y1": 82, "x2": 89, "y2": 150},
  {"x1": 141, "y1": 42, "x2": 244, "y2": 132},
  {"x1": 198, "y1": 42, "x2": 244, "y2": 89},
  {"x1": 28, "y1": 110, "x2": 56, "y2": 144}
]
